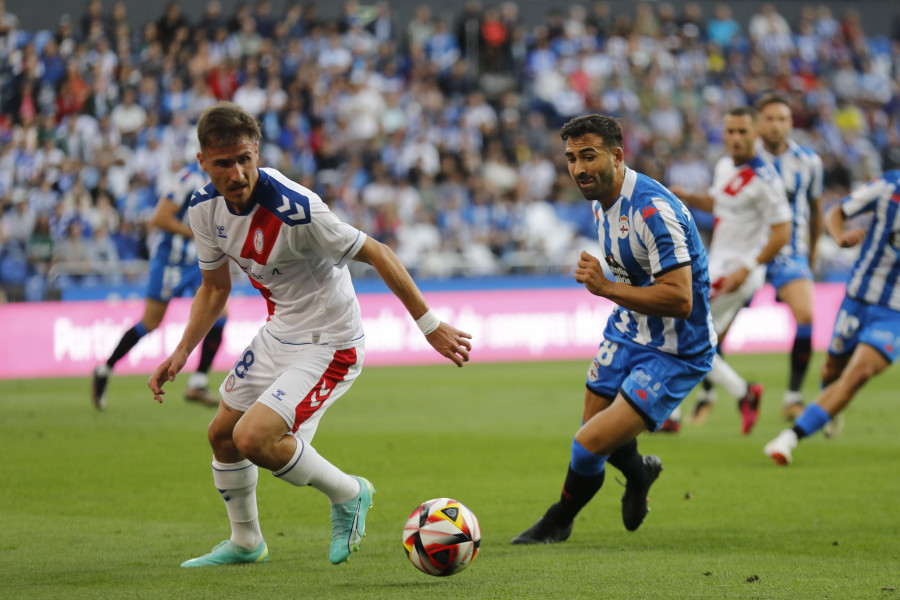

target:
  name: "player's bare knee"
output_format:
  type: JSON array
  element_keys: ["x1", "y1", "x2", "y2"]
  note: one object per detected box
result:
[
  {"x1": 821, "y1": 357, "x2": 845, "y2": 385},
  {"x1": 207, "y1": 420, "x2": 236, "y2": 453},
  {"x1": 231, "y1": 423, "x2": 271, "y2": 463},
  {"x1": 842, "y1": 364, "x2": 878, "y2": 394}
]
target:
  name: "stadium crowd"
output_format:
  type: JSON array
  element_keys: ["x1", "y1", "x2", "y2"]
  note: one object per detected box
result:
[{"x1": 1, "y1": 0, "x2": 899, "y2": 301}]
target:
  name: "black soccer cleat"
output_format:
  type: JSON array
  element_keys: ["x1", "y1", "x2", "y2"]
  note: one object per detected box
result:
[
  {"x1": 510, "y1": 514, "x2": 573, "y2": 545},
  {"x1": 91, "y1": 365, "x2": 110, "y2": 411},
  {"x1": 621, "y1": 455, "x2": 663, "y2": 531}
]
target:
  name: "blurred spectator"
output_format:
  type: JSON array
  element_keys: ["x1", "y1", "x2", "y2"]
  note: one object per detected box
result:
[
  {"x1": 0, "y1": 0, "x2": 896, "y2": 299},
  {"x1": 110, "y1": 87, "x2": 147, "y2": 148}
]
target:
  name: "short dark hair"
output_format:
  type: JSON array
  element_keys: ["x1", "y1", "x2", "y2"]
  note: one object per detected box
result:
[
  {"x1": 754, "y1": 92, "x2": 790, "y2": 112},
  {"x1": 727, "y1": 106, "x2": 756, "y2": 120},
  {"x1": 560, "y1": 114, "x2": 623, "y2": 150},
  {"x1": 197, "y1": 102, "x2": 262, "y2": 149}
]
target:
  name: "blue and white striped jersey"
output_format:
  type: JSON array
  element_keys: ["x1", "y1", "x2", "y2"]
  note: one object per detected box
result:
[
  {"x1": 756, "y1": 138, "x2": 824, "y2": 258},
  {"x1": 593, "y1": 168, "x2": 718, "y2": 357},
  {"x1": 149, "y1": 163, "x2": 207, "y2": 267},
  {"x1": 840, "y1": 170, "x2": 900, "y2": 311}
]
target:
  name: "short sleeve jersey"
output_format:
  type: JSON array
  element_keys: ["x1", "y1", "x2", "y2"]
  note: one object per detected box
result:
[
  {"x1": 149, "y1": 163, "x2": 207, "y2": 267},
  {"x1": 840, "y1": 170, "x2": 900, "y2": 311},
  {"x1": 593, "y1": 167, "x2": 718, "y2": 357},
  {"x1": 190, "y1": 167, "x2": 368, "y2": 346},
  {"x1": 756, "y1": 138, "x2": 824, "y2": 258},
  {"x1": 706, "y1": 155, "x2": 792, "y2": 280}
]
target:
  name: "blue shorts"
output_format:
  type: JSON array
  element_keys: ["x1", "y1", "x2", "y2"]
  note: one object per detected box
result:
[
  {"x1": 585, "y1": 338, "x2": 713, "y2": 431},
  {"x1": 766, "y1": 254, "x2": 813, "y2": 292},
  {"x1": 146, "y1": 258, "x2": 203, "y2": 303},
  {"x1": 827, "y1": 296, "x2": 900, "y2": 364}
]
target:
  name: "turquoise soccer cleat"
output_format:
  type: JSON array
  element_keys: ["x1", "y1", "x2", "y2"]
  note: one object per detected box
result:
[
  {"x1": 180, "y1": 540, "x2": 268, "y2": 567},
  {"x1": 329, "y1": 476, "x2": 375, "y2": 564}
]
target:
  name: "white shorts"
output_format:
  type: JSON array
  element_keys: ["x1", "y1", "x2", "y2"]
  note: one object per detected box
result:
[
  {"x1": 219, "y1": 328, "x2": 365, "y2": 442},
  {"x1": 709, "y1": 265, "x2": 766, "y2": 334}
]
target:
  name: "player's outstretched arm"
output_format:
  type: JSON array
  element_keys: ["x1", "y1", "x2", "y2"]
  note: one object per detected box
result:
[
  {"x1": 148, "y1": 264, "x2": 231, "y2": 401},
  {"x1": 150, "y1": 197, "x2": 194, "y2": 238},
  {"x1": 353, "y1": 237, "x2": 472, "y2": 367},
  {"x1": 824, "y1": 204, "x2": 865, "y2": 248},
  {"x1": 669, "y1": 185, "x2": 714, "y2": 213}
]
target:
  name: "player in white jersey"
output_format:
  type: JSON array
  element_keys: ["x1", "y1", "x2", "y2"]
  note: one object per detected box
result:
[
  {"x1": 91, "y1": 163, "x2": 228, "y2": 410},
  {"x1": 148, "y1": 103, "x2": 472, "y2": 567},
  {"x1": 755, "y1": 92, "x2": 825, "y2": 421},
  {"x1": 671, "y1": 106, "x2": 791, "y2": 434},
  {"x1": 512, "y1": 115, "x2": 716, "y2": 544},
  {"x1": 765, "y1": 170, "x2": 900, "y2": 465}
]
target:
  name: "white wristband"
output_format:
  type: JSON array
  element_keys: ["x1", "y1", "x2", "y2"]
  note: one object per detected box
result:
[
  {"x1": 415, "y1": 310, "x2": 441, "y2": 335},
  {"x1": 744, "y1": 256, "x2": 759, "y2": 272}
]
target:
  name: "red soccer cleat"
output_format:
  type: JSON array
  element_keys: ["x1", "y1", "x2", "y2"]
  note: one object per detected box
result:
[{"x1": 739, "y1": 382, "x2": 763, "y2": 435}]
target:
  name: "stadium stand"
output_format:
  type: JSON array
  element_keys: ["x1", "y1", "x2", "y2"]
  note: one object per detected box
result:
[{"x1": 0, "y1": 0, "x2": 898, "y2": 301}]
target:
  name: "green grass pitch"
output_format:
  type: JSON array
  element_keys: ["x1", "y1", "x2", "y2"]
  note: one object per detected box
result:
[{"x1": 1, "y1": 354, "x2": 898, "y2": 599}]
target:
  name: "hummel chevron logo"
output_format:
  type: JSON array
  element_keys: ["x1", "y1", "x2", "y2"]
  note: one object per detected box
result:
[
  {"x1": 276, "y1": 195, "x2": 309, "y2": 221},
  {"x1": 309, "y1": 381, "x2": 331, "y2": 408}
]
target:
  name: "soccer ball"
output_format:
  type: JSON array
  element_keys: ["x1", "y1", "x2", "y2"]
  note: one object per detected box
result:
[{"x1": 402, "y1": 497, "x2": 481, "y2": 576}]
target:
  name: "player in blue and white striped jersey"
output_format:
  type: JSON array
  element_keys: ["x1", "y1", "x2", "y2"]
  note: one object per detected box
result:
[
  {"x1": 512, "y1": 115, "x2": 717, "y2": 545},
  {"x1": 765, "y1": 170, "x2": 900, "y2": 465},
  {"x1": 755, "y1": 93, "x2": 825, "y2": 420},
  {"x1": 91, "y1": 163, "x2": 228, "y2": 410}
]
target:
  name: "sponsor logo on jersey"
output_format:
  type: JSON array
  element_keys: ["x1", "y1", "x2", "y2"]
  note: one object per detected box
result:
[
  {"x1": 641, "y1": 206, "x2": 658, "y2": 219},
  {"x1": 254, "y1": 228, "x2": 264, "y2": 254},
  {"x1": 224, "y1": 373, "x2": 236, "y2": 392},
  {"x1": 617, "y1": 215, "x2": 629, "y2": 239},
  {"x1": 271, "y1": 388, "x2": 287, "y2": 402},
  {"x1": 216, "y1": 224, "x2": 227, "y2": 238},
  {"x1": 605, "y1": 254, "x2": 636, "y2": 285}
]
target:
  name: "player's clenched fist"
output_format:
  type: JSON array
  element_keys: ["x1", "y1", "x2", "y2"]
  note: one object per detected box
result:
[{"x1": 575, "y1": 251, "x2": 612, "y2": 297}]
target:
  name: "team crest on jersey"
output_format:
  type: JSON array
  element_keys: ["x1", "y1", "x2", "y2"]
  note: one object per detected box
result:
[
  {"x1": 587, "y1": 358, "x2": 600, "y2": 382},
  {"x1": 253, "y1": 228, "x2": 264, "y2": 254},
  {"x1": 617, "y1": 215, "x2": 630, "y2": 239}
]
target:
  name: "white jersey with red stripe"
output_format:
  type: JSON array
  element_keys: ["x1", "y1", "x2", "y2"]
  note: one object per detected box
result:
[
  {"x1": 706, "y1": 155, "x2": 791, "y2": 281},
  {"x1": 189, "y1": 167, "x2": 367, "y2": 347}
]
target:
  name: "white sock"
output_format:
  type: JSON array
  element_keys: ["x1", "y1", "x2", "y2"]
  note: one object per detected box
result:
[
  {"x1": 706, "y1": 354, "x2": 749, "y2": 400},
  {"x1": 783, "y1": 390, "x2": 804, "y2": 405},
  {"x1": 697, "y1": 386, "x2": 717, "y2": 405},
  {"x1": 211, "y1": 459, "x2": 264, "y2": 549},
  {"x1": 273, "y1": 436, "x2": 359, "y2": 504},
  {"x1": 669, "y1": 405, "x2": 682, "y2": 422},
  {"x1": 188, "y1": 372, "x2": 209, "y2": 390}
]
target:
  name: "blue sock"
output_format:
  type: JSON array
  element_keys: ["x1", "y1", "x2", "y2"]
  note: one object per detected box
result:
[
  {"x1": 570, "y1": 438, "x2": 608, "y2": 476},
  {"x1": 134, "y1": 321, "x2": 148, "y2": 336},
  {"x1": 794, "y1": 404, "x2": 830, "y2": 437}
]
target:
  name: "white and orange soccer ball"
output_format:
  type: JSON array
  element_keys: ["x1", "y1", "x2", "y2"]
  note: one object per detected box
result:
[{"x1": 402, "y1": 497, "x2": 481, "y2": 576}]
